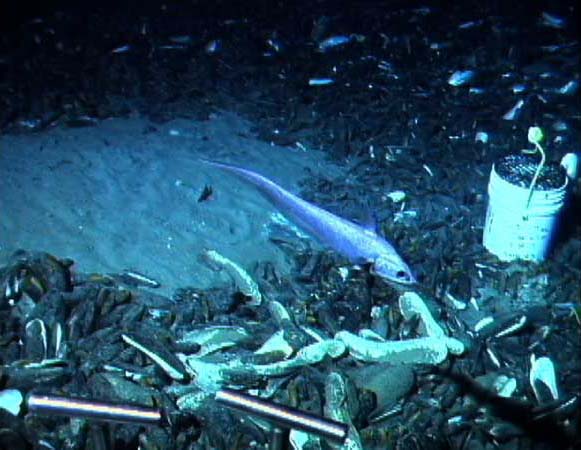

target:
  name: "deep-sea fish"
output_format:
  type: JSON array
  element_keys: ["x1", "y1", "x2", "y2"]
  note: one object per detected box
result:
[{"x1": 202, "y1": 160, "x2": 415, "y2": 284}]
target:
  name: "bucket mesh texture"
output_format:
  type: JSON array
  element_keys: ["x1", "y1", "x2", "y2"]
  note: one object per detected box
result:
[{"x1": 495, "y1": 154, "x2": 566, "y2": 190}]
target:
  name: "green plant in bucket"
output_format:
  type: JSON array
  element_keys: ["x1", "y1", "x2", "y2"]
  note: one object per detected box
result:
[{"x1": 523, "y1": 126, "x2": 546, "y2": 209}]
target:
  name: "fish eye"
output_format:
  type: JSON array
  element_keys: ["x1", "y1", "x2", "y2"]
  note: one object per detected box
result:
[{"x1": 396, "y1": 270, "x2": 410, "y2": 280}]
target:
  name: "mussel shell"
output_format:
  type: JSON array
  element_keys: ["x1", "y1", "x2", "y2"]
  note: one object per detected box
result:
[
  {"x1": 24, "y1": 319, "x2": 47, "y2": 362},
  {"x1": 7, "y1": 250, "x2": 73, "y2": 295}
]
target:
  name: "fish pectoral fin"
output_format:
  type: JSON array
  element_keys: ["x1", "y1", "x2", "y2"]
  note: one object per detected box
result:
[
  {"x1": 355, "y1": 260, "x2": 374, "y2": 272},
  {"x1": 351, "y1": 207, "x2": 381, "y2": 235}
]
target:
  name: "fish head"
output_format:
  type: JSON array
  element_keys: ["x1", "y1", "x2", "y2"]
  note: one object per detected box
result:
[{"x1": 372, "y1": 255, "x2": 416, "y2": 285}]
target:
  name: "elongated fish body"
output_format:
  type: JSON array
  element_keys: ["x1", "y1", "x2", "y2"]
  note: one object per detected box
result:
[{"x1": 204, "y1": 160, "x2": 415, "y2": 284}]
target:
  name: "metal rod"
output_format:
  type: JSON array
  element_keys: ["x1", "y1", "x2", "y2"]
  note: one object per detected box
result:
[
  {"x1": 215, "y1": 389, "x2": 348, "y2": 443},
  {"x1": 27, "y1": 394, "x2": 162, "y2": 425}
]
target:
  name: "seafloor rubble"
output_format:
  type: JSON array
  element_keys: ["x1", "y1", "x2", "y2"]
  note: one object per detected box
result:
[{"x1": 0, "y1": 247, "x2": 579, "y2": 449}]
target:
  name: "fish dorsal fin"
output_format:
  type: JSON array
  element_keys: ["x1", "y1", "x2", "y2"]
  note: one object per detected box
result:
[
  {"x1": 359, "y1": 210, "x2": 381, "y2": 235},
  {"x1": 350, "y1": 214, "x2": 380, "y2": 236}
]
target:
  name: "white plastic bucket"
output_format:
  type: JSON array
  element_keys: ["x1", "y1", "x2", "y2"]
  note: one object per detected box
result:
[{"x1": 483, "y1": 162, "x2": 568, "y2": 262}]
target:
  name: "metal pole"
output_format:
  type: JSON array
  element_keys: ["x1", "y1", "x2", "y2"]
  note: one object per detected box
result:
[
  {"x1": 215, "y1": 389, "x2": 348, "y2": 444},
  {"x1": 27, "y1": 394, "x2": 162, "y2": 425}
]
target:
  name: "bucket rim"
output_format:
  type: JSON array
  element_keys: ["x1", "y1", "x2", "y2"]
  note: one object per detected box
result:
[{"x1": 491, "y1": 162, "x2": 569, "y2": 192}]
